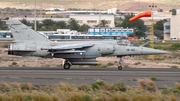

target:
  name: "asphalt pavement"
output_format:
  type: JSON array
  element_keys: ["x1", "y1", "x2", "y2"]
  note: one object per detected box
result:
[{"x1": 0, "y1": 67, "x2": 179, "y2": 88}]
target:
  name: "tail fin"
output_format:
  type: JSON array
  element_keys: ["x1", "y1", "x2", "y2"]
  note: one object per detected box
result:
[{"x1": 6, "y1": 19, "x2": 50, "y2": 42}]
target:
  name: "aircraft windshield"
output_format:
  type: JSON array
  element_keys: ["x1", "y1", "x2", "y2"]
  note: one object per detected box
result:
[
  {"x1": 129, "y1": 42, "x2": 139, "y2": 47},
  {"x1": 116, "y1": 40, "x2": 139, "y2": 47}
]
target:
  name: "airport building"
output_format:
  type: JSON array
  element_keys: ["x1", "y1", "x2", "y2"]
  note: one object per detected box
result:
[
  {"x1": 1, "y1": 27, "x2": 133, "y2": 40},
  {"x1": 13, "y1": 14, "x2": 115, "y2": 28},
  {"x1": 163, "y1": 22, "x2": 170, "y2": 40},
  {"x1": 12, "y1": 17, "x2": 70, "y2": 23},
  {"x1": 163, "y1": 10, "x2": 180, "y2": 40},
  {"x1": 169, "y1": 13, "x2": 180, "y2": 40},
  {"x1": 69, "y1": 14, "x2": 115, "y2": 27},
  {"x1": 88, "y1": 27, "x2": 134, "y2": 36}
]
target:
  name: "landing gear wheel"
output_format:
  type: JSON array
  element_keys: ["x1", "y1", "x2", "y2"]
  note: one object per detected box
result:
[
  {"x1": 63, "y1": 63, "x2": 71, "y2": 70},
  {"x1": 117, "y1": 57, "x2": 123, "y2": 70},
  {"x1": 118, "y1": 66, "x2": 122, "y2": 70}
]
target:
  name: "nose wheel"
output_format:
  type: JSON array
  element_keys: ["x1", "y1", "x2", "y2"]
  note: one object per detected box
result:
[
  {"x1": 63, "y1": 63, "x2": 71, "y2": 69},
  {"x1": 118, "y1": 57, "x2": 123, "y2": 70},
  {"x1": 118, "y1": 66, "x2": 122, "y2": 70},
  {"x1": 63, "y1": 60, "x2": 71, "y2": 70}
]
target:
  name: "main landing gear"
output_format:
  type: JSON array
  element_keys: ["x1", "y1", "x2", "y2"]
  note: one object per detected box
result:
[
  {"x1": 63, "y1": 60, "x2": 71, "y2": 70},
  {"x1": 118, "y1": 57, "x2": 123, "y2": 70}
]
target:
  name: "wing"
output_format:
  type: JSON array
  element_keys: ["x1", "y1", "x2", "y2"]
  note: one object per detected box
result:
[{"x1": 44, "y1": 43, "x2": 94, "y2": 53}]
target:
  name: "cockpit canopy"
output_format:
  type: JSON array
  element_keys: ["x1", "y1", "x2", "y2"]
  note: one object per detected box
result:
[{"x1": 116, "y1": 40, "x2": 139, "y2": 47}]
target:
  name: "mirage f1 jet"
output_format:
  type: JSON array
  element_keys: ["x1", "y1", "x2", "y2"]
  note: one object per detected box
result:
[{"x1": 6, "y1": 19, "x2": 167, "y2": 70}]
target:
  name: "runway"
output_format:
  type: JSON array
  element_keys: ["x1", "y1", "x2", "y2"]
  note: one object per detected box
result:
[{"x1": 0, "y1": 67, "x2": 179, "y2": 88}]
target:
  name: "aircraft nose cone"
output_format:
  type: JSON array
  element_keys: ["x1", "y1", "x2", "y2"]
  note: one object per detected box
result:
[{"x1": 141, "y1": 47, "x2": 168, "y2": 55}]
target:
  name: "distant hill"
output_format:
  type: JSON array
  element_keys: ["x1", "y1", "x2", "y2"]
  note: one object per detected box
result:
[{"x1": 0, "y1": 0, "x2": 179, "y2": 11}]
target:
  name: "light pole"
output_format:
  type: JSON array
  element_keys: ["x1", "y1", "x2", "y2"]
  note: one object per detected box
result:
[
  {"x1": 34, "y1": 0, "x2": 37, "y2": 31},
  {"x1": 149, "y1": 3, "x2": 157, "y2": 60}
]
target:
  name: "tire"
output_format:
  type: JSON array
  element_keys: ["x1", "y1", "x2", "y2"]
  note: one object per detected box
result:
[
  {"x1": 63, "y1": 63, "x2": 71, "y2": 70},
  {"x1": 118, "y1": 66, "x2": 123, "y2": 70}
]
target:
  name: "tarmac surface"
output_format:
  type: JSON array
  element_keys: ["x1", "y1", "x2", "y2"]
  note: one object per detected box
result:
[{"x1": 0, "y1": 67, "x2": 179, "y2": 88}]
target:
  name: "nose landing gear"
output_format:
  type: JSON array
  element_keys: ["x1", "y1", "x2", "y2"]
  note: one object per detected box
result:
[
  {"x1": 63, "y1": 60, "x2": 71, "y2": 70},
  {"x1": 63, "y1": 62, "x2": 71, "y2": 69},
  {"x1": 118, "y1": 57, "x2": 123, "y2": 70}
]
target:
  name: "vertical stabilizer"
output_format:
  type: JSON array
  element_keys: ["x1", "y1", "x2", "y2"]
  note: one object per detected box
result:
[{"x1": 6, "y1": 19, "x2": 50, "y2": 42}]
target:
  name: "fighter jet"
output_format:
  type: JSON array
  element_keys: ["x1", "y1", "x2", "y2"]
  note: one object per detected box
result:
[{"x1": 6, "y1": 19, "x2": 167, "y2": 70}]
